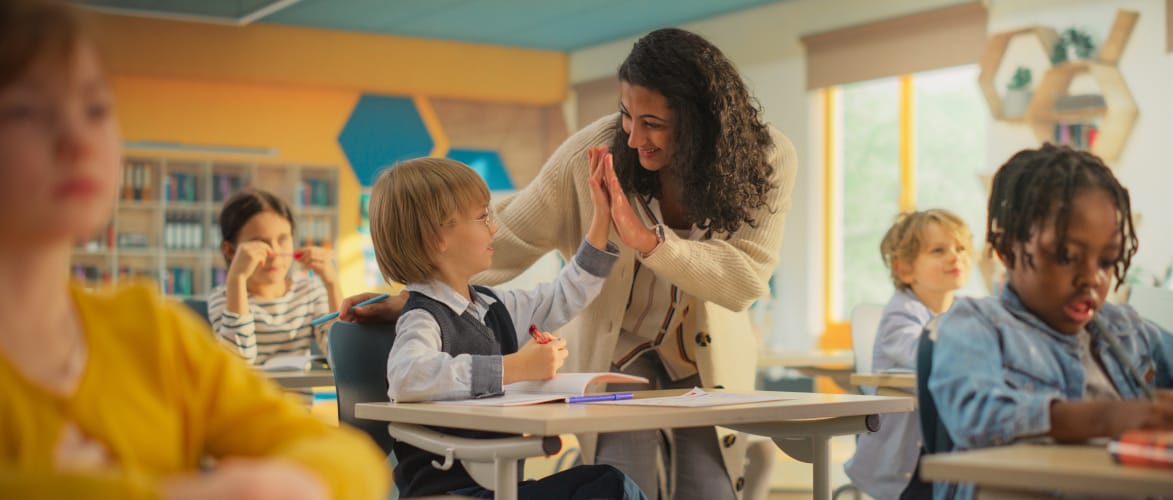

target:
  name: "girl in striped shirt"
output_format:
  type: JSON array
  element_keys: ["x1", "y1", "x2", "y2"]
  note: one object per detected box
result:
[{"x1": 208, "y1": 189, "x2": 341, "y2": 365}]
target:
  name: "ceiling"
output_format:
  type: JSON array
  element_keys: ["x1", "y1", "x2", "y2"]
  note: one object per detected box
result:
[{"x1": 77, "y1": 0, "x2": 789, "y2": 51}]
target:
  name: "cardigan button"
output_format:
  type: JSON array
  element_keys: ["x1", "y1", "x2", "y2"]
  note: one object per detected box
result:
[
  {"x1": 723, "y1": 434, "x2": 737, "y2": 447},
  {"x1": 735, "y1": 477, "x2": 745, "y2": 491}
]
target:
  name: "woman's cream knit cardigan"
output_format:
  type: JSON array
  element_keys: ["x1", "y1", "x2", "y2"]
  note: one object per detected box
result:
[{"x1": 476, "y1": 113, "x2": 798, "y2": 495}]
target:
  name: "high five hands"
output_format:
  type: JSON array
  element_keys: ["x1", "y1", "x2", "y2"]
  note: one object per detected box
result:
[{"x1": 586, "y1": 145, "x2": 660, "y2": 256}]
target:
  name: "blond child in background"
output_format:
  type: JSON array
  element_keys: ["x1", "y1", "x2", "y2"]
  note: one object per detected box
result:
[
  {"x1": 369, "y1": 157, "x2": 644, "y2": 499},
  {"x1": 0, "y1": 1, "x2": 388, "y2": 498},
  {"x1": 844, "y1": 209, "x2": 972, "y2": 499},
  {"x1": 209, "y1": 189, "x2": 340, "y2": 365}
]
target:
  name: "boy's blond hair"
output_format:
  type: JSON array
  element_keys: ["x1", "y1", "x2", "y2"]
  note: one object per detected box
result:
[
  {"x1": 880, "y1": 209, "x2": 972, "y2": 290},
  {"x1": 369, "y1": 157, "x2": 490, "y2": 285}
]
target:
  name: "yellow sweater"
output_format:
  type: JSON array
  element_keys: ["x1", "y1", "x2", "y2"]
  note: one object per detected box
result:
[{"x1": 0, "y1": 284, "x2": 389, "y2": 499}]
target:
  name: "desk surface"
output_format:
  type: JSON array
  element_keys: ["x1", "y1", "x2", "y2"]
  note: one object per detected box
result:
[
  {"x1": 849, "y1": 372, "x2": 916, "y2": 389},
  {"x1": 357, "y1": 390, "x2": 911, "y2": 436},
  {"x1": 921, "y1": 443, "x2": 1173, "y2": 497},
  {"x1": 757, "y1": 350, "x2": 854, "y2": 368},
  {"x1": 264, "y1": 369, "x2": 335, "y2": 389}
]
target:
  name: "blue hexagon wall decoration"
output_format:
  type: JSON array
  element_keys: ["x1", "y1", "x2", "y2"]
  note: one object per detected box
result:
[
  {"x1": 446, "y1": 149, "x2": 515, "y2": 192},
  {"x1": 338, "y1": 94, "x2": 434, "y2": 187}
]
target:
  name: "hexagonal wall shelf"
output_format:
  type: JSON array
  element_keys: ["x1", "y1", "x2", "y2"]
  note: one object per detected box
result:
[
  {"x1": 978, "y1": 26, "x2": 1057, "y2": 121},
  {"x1": 980, "y1": 9, "x2": 1139, "y2": 162}
]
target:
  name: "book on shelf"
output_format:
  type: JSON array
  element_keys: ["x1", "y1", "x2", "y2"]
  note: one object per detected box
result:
[
  {"x1": 430, "y1": 372, "x2": 649, "y2": 407},
  {"x1": 1109, "y1": 430, "x2": 1173, "y2": 469},
  {"x1": 1052, "y1": 122, "x2": 1099, "y2": 150}
]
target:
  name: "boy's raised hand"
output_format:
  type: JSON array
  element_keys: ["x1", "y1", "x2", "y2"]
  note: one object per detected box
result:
[{"x1": 502, "y1": 335, "x2": 568, "y2": 385}]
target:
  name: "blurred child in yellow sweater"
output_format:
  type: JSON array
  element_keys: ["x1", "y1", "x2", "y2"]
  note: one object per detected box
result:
[{"x1": 0, "y1": 1, "x2": 388, "y2": 498}]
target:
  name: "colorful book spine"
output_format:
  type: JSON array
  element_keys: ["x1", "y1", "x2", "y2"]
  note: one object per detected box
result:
[{"x1": 1109, "y1": 430, "x2": 1173, "y2": 469}]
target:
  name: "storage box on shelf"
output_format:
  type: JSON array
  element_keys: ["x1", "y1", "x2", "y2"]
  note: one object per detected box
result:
[{"x1": 72, "y1": 156, "x2": 339, "y2": 299}]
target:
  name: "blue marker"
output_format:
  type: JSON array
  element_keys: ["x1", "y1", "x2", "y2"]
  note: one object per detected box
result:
[
  {"x1": 309, "y1": 293, "x2": 391, "y2": 327},
  {"x1": 567, "y1": 392, "x2": 635, "y2": 404}
]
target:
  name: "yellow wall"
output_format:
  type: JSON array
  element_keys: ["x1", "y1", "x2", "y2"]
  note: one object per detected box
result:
[
  {"x1": 91, "y1": 13, "x2": 568, "y2": 104},
  {"x1": 94, "y1": 13, "x2": 569, "y2": 295}
]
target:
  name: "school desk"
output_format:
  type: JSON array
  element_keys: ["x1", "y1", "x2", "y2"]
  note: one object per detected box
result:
[
  {"x1": 356, "y1": 389, "x2": 912, "y2": 500},
  {"x1": 264, "y1": 369, "x2": 335, "y2": 389},
  {"x1": 758, "y1": 350, "x2": 855, "y2": 391},
  {"x1": 849, "y1": 372, "x2": 916, "y2": 398},
  {"x1": 920, "y1": 443, "x2": 1173, "y2": 498}
]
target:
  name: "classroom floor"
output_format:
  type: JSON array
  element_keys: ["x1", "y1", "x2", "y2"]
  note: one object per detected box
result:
[{"x1": 524, "y1": 433, "x2": 868, "y2": 499}]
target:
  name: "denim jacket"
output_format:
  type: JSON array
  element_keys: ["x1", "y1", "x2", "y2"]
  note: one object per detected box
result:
[{"x1": 928, "y1": 286, "x2": 1173, "y2": 499}]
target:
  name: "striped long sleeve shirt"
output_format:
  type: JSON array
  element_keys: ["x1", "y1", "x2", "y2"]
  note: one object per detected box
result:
[{"x1": 208, "y1": 278, "x2": 331, "y2": 365}]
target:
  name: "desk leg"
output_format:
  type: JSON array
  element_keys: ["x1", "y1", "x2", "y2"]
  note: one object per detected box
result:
[
  {"x1": 495, "y1": 457, "x2": 518, "y2": 500},
  {"x1": 811, "y1": 435, "x2": 830, "y2": 500}
]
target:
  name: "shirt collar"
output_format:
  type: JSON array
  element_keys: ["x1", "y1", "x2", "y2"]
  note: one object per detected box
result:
[{"x1": 405, "y1": 280, "x2": 497, "y2": 316}]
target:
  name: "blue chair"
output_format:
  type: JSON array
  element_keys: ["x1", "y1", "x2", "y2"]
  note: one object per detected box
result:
[
  {"x1": 327, "y1": 320, "x2": 399, "y2": 456},
  {"x1": 899, "y1": 319, "x2": 953, "y2": 499},
  {"x1": 182, "y1": 298, "x2": 210, "y2": 326},
  {"x1": 328, "y1": 319, "x2": 562, "y2": 497}
]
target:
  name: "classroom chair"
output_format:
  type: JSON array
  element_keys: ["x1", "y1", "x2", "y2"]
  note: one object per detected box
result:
[
  {"x1": 327, "y1": 320, "x2": 562, "y2": 495},
  {"x1": 182, "y1": 298, "x2": 210, "y2": 326},
  {"x1": 897, "y1": 318, "x2": 952, "y2": 499},
  {"x1": 849, "y1": 303, "x2": 884, "y2": 394},
  {"x1": 832, "y1": 304, "x2": 884, "y2": 500}
]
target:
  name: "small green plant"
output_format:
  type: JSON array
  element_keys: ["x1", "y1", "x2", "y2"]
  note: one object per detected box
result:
[
  {"x1": 1063, "y1": 27, "x2": 1096, "y2": 59},
  {"x1": 1050, "y1": 40, "x2": 1068, "y2": 64},
  {"x1": 1007, "y1": 66, "x2": 1032, "y2": 91}
]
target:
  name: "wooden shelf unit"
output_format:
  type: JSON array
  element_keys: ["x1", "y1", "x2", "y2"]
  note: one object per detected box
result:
[
  {"x1": 71, "y1": 156, "x2": 340, "y2": 298},
  {"x1": 979, "y1": 9, "x2": 1139, "y2": 162}
]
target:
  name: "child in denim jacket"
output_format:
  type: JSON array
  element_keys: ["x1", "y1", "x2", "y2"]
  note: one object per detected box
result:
[{"x1": 928, "y1": 144, "x2": 1173, "y2": 499}]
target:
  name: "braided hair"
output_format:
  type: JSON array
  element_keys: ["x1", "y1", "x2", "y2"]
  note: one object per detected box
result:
[
  {"x1": 610, "y1": 28, "x2": 776, "y2": 235},
  {"x1": 986, "y1": 143, "x2": 1137, "y2": 289}
]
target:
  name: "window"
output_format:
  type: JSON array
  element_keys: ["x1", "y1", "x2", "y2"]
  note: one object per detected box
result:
[{"x1": 827, "y1": 65, "x2": 988, "y2": 324}]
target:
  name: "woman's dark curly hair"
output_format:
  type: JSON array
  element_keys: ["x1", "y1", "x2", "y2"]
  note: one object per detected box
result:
[
  {"x1": 610, "y1": 28, "x2": 776, "y2": 235},
  {"x1": 987, "y1": 143, "x2": 1137, "y2": 290}
]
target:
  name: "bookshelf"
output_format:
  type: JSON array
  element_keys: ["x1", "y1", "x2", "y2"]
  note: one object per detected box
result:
[
  {"x1": 979, "y1": 9, "x2": 1139, "y2": 162},
  {"x1": 72, "y1": 156, "x2": 340, "y2": 299}
]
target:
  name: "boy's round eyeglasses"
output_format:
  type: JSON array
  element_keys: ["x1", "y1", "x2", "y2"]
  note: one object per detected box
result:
[{"x1": 445, "y1": 210, "x2": 495, "y2": 230}]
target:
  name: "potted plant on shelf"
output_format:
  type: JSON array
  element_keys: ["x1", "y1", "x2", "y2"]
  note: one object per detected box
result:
[
  {"x1": 1003, "y1": 66, "x2": 1032, "y2": 119},
  {"x1": 1062, "y1": 27, "x2": 1097, "y2": 61}
]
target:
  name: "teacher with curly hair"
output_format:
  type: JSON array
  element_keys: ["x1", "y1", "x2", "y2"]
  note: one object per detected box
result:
[{"x1": 344, "y1": 27, "x2": 797, "y2": 499}]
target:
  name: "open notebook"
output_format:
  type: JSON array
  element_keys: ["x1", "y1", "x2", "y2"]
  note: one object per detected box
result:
[
  {"x1": 259, "y1": 354, "x2": 329, "y2": 371},
  {"x1": 433, "y1": 372, "x2": 649, "y2": 407}
]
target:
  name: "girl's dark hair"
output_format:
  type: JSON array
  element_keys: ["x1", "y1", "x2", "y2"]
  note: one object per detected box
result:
[
  {"x1": 610, "y1": 28, "x2": 776, "y2": 235},
  {"x1": 219, "y1": 189, "x2": 296, "y2": 245},
  {"x1": 1, "y1": 0, "x2": 85, "y2": 89},
  {"x1": 987, "y1": 143, "x2": 1137, "y2": 289}
]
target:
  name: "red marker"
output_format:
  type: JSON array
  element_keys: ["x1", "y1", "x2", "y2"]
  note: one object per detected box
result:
[{"x1": 529, "y1": 324, "x2": 551, "y2": 344}]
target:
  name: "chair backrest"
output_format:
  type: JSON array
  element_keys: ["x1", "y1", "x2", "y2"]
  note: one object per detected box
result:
[
  {"x1": 850, "y1": 303, "x2": 884, "y2": 384},
  {"x1": 899, "y1": 318, "x2": 953, "y2": 499},
  {"x1": 1128, "y1": 285, "x2": 1173, "y2": 333},
  {"x1": 328, "y1": 320, "x2": 398, "y2": 456},
  {"x1": 915, "y1": 318, "x2": 952, "y2": 455},
  {"x1": 182, "y1": 298, "x2": 210, "y2": 326}
]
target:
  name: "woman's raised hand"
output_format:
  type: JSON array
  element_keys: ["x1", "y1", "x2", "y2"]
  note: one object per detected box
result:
[{"x1": 602, "y1": 154, "x2": 660, "y2": 255}]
